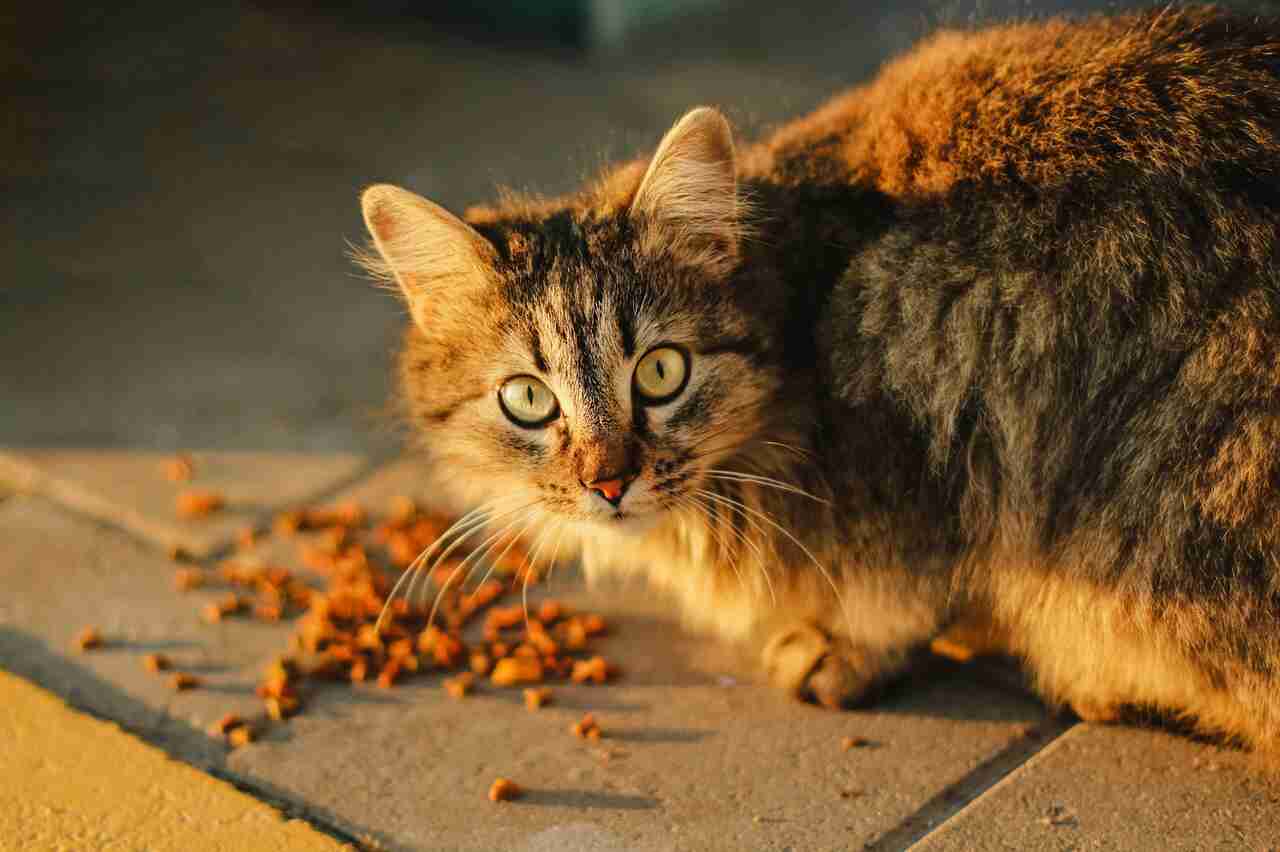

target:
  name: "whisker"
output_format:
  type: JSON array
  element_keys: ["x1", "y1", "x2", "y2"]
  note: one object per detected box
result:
[
  {"x1": 519, "y1": 518, "x2": 561, "y2": 631},
  {"x1": 419, "y1": 501, "x2": 536, "y2": 626},
  {"x1": 404, "y1": 505, "x2": 499, "y2": 613},
  {"x1": 695, "y1": 492, "x2": 778, "y2": 606},
  {"x1": 697, "y1": 487, "x2": 851, "y2": 639},
  {"x1": 466, "y1": 512, "x2": 542, "y2": 601},
  {"x1": 761, "y1": 440, "x2": 814, "y2": 460},
  {"x1": 677, "y1": 494, "x2": 753, "y2": 598},
  {"x1": 706, "y1": 470, "x2": 828, "y2": 504},
  {"x1": 375, "y1": 503, "x2": 493, "y2": 633}
]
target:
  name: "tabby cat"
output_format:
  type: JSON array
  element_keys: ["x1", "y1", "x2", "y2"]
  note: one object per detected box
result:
[{"x1": 359, "y1": 6, "x2": 1280, "y2": 751}]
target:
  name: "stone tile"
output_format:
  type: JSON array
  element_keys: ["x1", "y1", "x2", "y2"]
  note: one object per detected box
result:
[
  {"x1": 0, "y1": 671, "x2": 346, "y2": 852},
  {"x1": 0, "y1": 495, "x2": 307, "y2": 769},
  {"x1": 0, "y1": 465, "x2": 1052, "y2": 851},
  {"x1": 0, "y1": 450, "x2": 373, "y2": 557},
  {"x1": 915, "y1": 723, "x2": 1280, "y2": 851}
]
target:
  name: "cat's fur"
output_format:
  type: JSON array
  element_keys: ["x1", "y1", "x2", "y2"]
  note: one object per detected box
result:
[{"x1": 360, "y1": 6, "x2": 1280, "y2": 751}]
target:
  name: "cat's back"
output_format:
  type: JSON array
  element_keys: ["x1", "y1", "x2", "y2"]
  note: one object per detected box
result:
[{"x1": 752, "y1": 6, "x2": 1280, "y2": 199}]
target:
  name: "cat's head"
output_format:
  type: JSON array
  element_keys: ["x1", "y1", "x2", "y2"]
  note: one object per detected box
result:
[{"x1": 359, "y1": 108, "x2": 788, "y2": 533}]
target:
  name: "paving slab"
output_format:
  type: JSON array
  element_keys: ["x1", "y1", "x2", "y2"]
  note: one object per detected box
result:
[
  {"x1": 0, "y1": 450, "x2": 372, "y2": 557},
  {"x1": 0, "y1": 459, "x2": 1053, "y2": 850},
  {"x1": 0, "y1": 670, "x2": 346, "y2": 852},
  {"x1": 915, "y1": 723, "x2": 1280, "y2": 851}
]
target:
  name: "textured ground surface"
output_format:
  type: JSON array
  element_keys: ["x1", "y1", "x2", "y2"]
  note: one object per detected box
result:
[{"x1": 2, "y1": 450, "x2": 1278, "y2": 850}]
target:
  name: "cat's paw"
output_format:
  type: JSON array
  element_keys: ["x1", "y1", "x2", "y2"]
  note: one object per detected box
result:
[
  {"x1": 762, "y1": 624, "x2": 830, "y2": 696},
  {"x1": 762, "y1": 626, "x2": 884, "y2": 710}
]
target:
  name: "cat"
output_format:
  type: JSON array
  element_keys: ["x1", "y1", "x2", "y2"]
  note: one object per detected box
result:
[{"x1": 357, "y1": 5, "x2": 1280, "y2": 752}]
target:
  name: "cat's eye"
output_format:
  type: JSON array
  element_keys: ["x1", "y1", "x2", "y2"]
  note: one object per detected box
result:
[
  {"x1": 633, "y1": 346, "x2": 689, "y2": 405},
  {"x1": 498, "y1": 376, "x2": 559, "y2": 427}
]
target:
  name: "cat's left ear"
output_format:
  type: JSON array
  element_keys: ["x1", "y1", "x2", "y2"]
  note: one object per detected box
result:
[
  {"x1": 630, "y1": 106, "x2": 741, "y2": 277},
  {"x1": 360, "y1": 184, "x2": 496, "y2": 331}
]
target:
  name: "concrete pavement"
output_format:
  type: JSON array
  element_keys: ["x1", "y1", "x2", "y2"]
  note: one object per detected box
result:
[{"x1": 1, "y1": 449, "x2": 1277, "y2": 850}]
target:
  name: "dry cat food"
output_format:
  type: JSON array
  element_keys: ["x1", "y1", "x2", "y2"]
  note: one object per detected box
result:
[
  {"x1": 169, "y1": 672, "x2": 201, "y2": 691},
  {"x1": 840, "y1": 736, "x2": 871, "y2": 751},
  {"x1": 162, "y1": 454, "x2": 195, "y2": 482},
  {"x1": 443, "y1": 672, "x2": 474, "y2": 699},
  {"x1": 488, "y1": 778, "x2": 521, "y2": 802},
  {"x1": 173, "y1": 568, "x2": 204, "y2": 592},
  {"x1": 73, "y1": 626, "x2": 102, "y2": 652},
  {"x1": 170, "y1": 495, "x2": 619, "y2": 747},
  {"x1": 207, "y1": 713, "x2": 244, "y2": 737},
  {"x1": 143, "y1": 653, "x2": 171, "y2": 673},
  {"x1": 176, "y1": 490, "x2": 225, "y2": 518},
  {"x1": 570, "y1": 713, "x2": 602, "y2": 740},
  {"x1": 523, "y1": 687, "x2": 552, "y2": 711},
  {"x1": 227, "y1": 725, "x2": 254, "y2": 748}
]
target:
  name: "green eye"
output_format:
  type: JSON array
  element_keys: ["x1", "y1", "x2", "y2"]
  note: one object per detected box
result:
[
  {"x1": 498, "y1": 376, "x2": 559, "y2": 427},
  {"x1": 634, "y1": 346, "x2": 689, "y2": 404}
]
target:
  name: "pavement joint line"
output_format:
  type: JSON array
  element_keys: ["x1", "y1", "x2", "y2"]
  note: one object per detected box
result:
[
  {"x1": 0, "y1": 448, "x2": 402, "y2": 563},
  {"x1": 865, "y1": 716, "x2": 1079, "y2": 851},
  {"x1": 0, "y1": 666, "x2": 369, "y2": 851},
  {"x1": 202, "y1": 766, "x2": 376, "y2": 851}
]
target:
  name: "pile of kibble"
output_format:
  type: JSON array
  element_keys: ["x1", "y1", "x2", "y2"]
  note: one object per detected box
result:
[{"x1": 78, "y1": 460, "x2": 619, "y2": 782}]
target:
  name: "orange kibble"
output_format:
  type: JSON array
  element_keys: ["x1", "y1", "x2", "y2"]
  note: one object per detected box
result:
[
  {"x1": 176, "y1": 490, "x2": 224, "y2": 518},
  {"x1": 556, "y1": 618, "x2": 589, "y2": 651},
  {"x1": 841, "y1": 736, "x2": 871, "y2": 751},
  {"x1": 201, "y1": 603, "x2": 224, "y2": 624},
  {"x1": 265, "y1": 695, "x2": 300, "y2": 720},
  {"x1": 273, "y1": 510, "x2": 305, "y2": 536},
  {"x1": 254, "y1": 602, "x2": 283, "y2": 622},
  {"x1": 387, "y1": 638, "x2": 414, "y2": 659},
  {"x1": 490, "y1": 656, "x2": 544, "y2": 686},
  {"x1": 207, "y1": 713, "x2": 243, "y2": 737},
  {"x1": 349, "y1": 658, "x2": 369, "y2": 683},
  {"x1": 143, "y1": 653, "x2": 171, "y2": 673},
  {"x1": 488, "y1": 778, "x2": 521, "y2": 802},
  {"x1": 525, "y1": 622, "x2": 558, "y2": 656},
  {"x1": 582, "y1": 614, "x2": 607, "y2": 636},
  {"x1": 376, "y1": 660, "x2": 403, "y2": 689},
  {"x1": 174, "y1": 568, "x2": 205, "y2": 592},
  {"x1": 228, "y1": 725, "x2": 254, "y2": 748},
  {"x1": 485, "y1": 605, "x2": 526, "y2": 632},
  {"x1": 443, "y1": 672, "x2": 474, "y2": 699},
  {"x1": 356, "y1": 624, "x2": 383, "y2": 651},
  {"x1": 570, "y1": 713, "x2": 602, "y2": 739},
  {"x1": 536, "y1": 600, "x2": 565, "y2": 623},
  {"x1": 73, "y1": 626, "x2": 102, "y2": 652},
  {"x1": 570, "y1": 656, "x2": 615, "y2": 685},
  {"x1": 512, "y1": 643, "x2": 541, "y2": 660},
  {"x1": 523, "y1": 687, "x2": 552, "y2": 711},
  {"x1": 169, "y1": 673, "x2": 201, "y2": 691},
  {"x1": 490, "y1": 641, "x2": 511, "y2": 659},
  {"x1": 236, "y1": 526, "x2": 259, "y2": 550},
  {"x1": 469, "y1": 650, "x2": 493, "y2": 676},
  {"x1": 162, "y1": 454, "x2": 194, "y2": 482}
]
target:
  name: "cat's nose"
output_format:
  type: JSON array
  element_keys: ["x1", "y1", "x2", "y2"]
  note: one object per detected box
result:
[{"x1": 582, "y1": 474, "x2": 633, "y2": 508}]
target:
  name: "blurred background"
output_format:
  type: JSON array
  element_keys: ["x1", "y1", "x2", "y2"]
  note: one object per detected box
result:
[{"x1": 5, "y1": 0, "x2": 1274, "y2": 455}]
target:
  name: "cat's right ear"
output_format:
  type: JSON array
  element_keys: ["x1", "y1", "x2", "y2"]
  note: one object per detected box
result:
[
  {"x1": 359, "y1": 184, "x2": 496, "y2": 330},
  {"x1": 630, "y1": 106, "x2": 741, "y2": 277}
]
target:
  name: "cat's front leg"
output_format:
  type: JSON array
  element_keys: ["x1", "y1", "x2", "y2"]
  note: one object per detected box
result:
[{"x1": 762, "y1": 623, "x2": 924, "y2": 709}]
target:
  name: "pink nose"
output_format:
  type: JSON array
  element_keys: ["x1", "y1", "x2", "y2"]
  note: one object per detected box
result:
[{"x1": 584, "y1": 476, "x2": 629, "y2": 506}]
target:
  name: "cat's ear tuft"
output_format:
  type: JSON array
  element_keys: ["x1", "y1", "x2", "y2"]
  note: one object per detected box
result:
[
  {"x1": 630, "y1": 107, "x2": 742, "y2": 277},
  {"x1": 359, "y1": 184, "x2": 496, "y2": 330}
]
